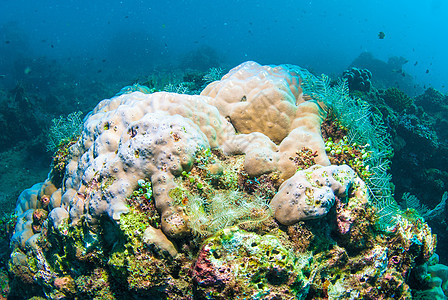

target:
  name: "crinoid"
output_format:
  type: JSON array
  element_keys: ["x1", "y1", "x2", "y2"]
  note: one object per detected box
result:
[{"x1": 185, "y1": 190, "x2": 271, "y2": 238}]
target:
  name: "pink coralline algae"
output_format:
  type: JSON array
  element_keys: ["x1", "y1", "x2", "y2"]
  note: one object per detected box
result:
[{"x1": 191, "y1": 245, "x2": 232, "y2": 288}]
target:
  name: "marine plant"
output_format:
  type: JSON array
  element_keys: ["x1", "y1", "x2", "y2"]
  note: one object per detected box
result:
[
  {"x1": 322, "y1": 131, "x2": 372, "y2": 179},
  {"x1": 46, "y1": 111, "x2": 83, "y2": 153},
  {"x1": 202, "y1": 67, "x2": 225, "y2": 84}
]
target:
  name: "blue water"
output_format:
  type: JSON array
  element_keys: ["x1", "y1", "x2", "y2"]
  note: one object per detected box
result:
[
  {"x1": 1, "y1": 0, "x2": 447, "y2": 92},
  {"x1": 1, "y1": 2, "x2": 448, "y2": 298}
]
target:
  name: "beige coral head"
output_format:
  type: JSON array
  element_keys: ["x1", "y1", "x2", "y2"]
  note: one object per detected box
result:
[
  {"x1": 202, "y1": 61, "x2": 330, "y2": 179},
  {"x1": 201, "y1": 61, "x2": 304, "y2": 144},
  {"x1": 271, "y1": 165, "x2": 360, "y2": 225}
]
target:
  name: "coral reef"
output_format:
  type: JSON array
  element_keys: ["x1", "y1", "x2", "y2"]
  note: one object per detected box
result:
[
  {"x1": 46, "y1": 111, "x2": 83, "y2": 153},
  {"x1": 382, "y1": 87, "x2": 414, "y2": 111},
  {"x1": 288, "y1": 67, "x2": 397, "y2": 228},
  {"x1": 412, "y1": 254, "x2": 448, "y2": 299},
  {"x1": 191, "y1": 226, "x2": 309, "y2": 299},
  {"x1": 6, "y1": 61, "x2": 439, "y2": 299},
  {"x1": 400, "y1": 192, "x2": 447, "y2": 222},
  {"x1": 0, "y1": 84, "x2": 46, "y2": 153},
  {"x1": 360, "y1": 86, "x2": 448, "y2": 265},
  {"x1": 347, "y1": 52, "x2": 423, "y2": 96},
  {"x1": 202, "y1": 67, "x2": 225, "y2": 85},
  {"x1": 414, "y1": 87, "x2": 448, "y2": 142},
  {"x1": 342, "y1": 67, "x2": 372, "y2": 92},
  {"x1": 415, "y1": 87, "x2": 447, "y2": 112},
  {"x1": 271, "y1": 164, "x2": 366, "y2": 225},
  {"x1": 115, "y1": 83, "x2": 155, "y2": 96}
]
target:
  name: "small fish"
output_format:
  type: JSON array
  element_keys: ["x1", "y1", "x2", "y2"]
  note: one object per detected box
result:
[
  {"x1": 414, "y1": 61, "x2": 418, "y2": 66},
  {"x1": 426, "y1": 69, "x2": 430, "y2": 74},
  {"x1": 0, "y1": 74, "x2": 5, "y2": 78},
  {"x1": 378, "y1": 31, "x2": 385, "y2": 39},
  {"x1": 24, "y1": 67, "x2": 32, "y2": 74}
]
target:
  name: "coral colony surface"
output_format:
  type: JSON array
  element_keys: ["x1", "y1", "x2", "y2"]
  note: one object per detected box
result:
[{"x1": 7, "y1": 62, "x2": 445, "y2": 299}]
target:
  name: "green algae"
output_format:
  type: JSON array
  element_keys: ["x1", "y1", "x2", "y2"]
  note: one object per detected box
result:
[{"x1": 193, "y1": 227, "x2": 310, "y2": 299}]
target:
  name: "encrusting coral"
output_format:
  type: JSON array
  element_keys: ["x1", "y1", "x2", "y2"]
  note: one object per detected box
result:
[{"x1": 7, "y1": 61, "x2": 439, "y2": 299}]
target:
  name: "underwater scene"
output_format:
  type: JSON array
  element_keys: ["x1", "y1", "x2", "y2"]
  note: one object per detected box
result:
[{"x1": 0, "y1": 1, "x2": 448, "y2": 299}]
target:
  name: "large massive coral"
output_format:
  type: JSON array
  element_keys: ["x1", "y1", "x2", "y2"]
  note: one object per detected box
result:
[
  {"x1": 8, "y1": 61, "x2": 437, "y2": 299},
  {"x1": 202, "y1": 61, "x2": 330, "y2": 179}
]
